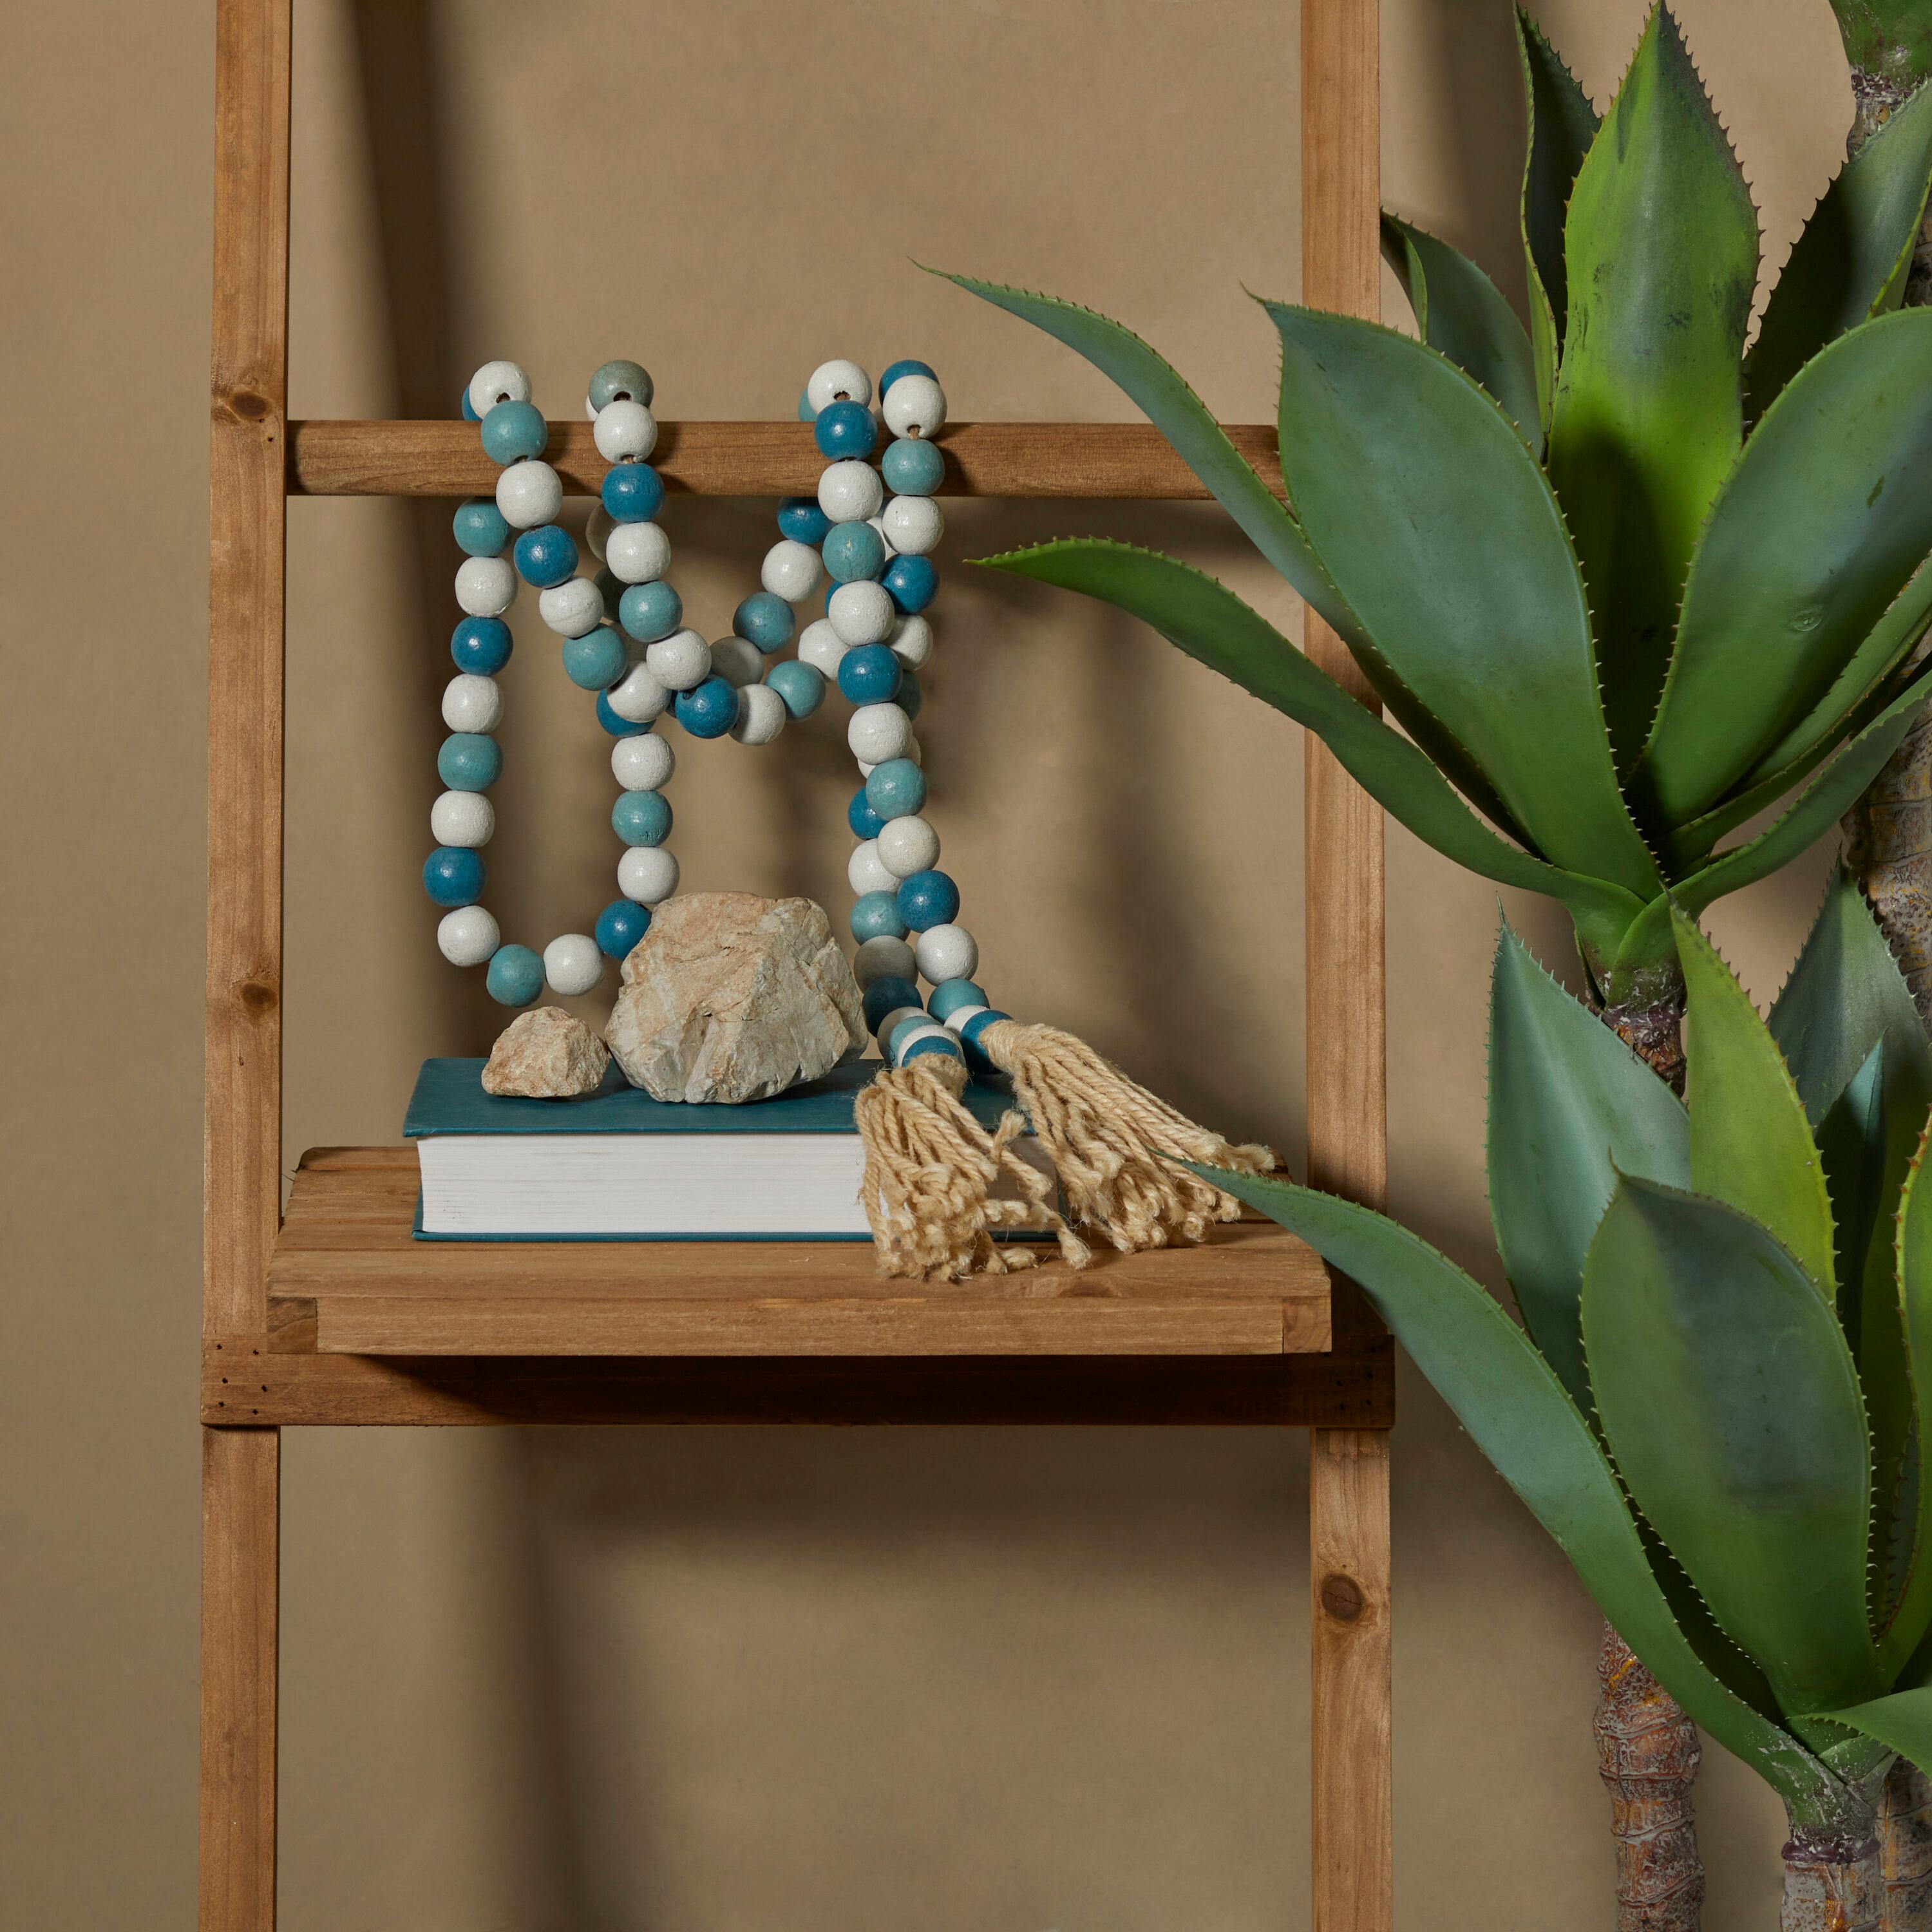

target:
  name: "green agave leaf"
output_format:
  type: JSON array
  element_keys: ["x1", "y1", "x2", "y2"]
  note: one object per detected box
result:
[
  {"x1": 1381, "y1": 213, "x2": 1542, "y2": 448},
  {"x1": 1832, "y1": 3, "x2": 1932, "y2": 99},
  {"x1": 1638, "y1": 310, "x2": 1932, "y2": 825},
  {"x1": 1810, "y1": 1688, "x2": 1932, "y2": 1776},
  {"x1": 1582, "y1": 1177, "x2": 1880, "y2": 1719},
  {"x1": 1879, "y1": 1129, "x2": 1932, "y2": 1676},
  {"x1": 1487, "y1": 922, "x2": 1690, "y2": 1410},
  {"x1": 1548, "y1": 5, "x2": 1759, "y2": 766},
  {"x1": 1747, "y1": 81, "x2": 1932, "y2": 414},
  {"x1": 1204, "y1": 1169, "x2": 1850, "y2": 1816},
  {"x1": 1263, "y1": 301, "x2": 1660, "y2": 901},
  {"x1": 1672, "y1": 911, "x2": 1836, "y2": 1296},
  {"x1": 977, "y1": 538, "x2": 1650, "y2": 969},
  {"x1": 1816, "y1": 1042, "x2": 1891, "y2": 1336}
]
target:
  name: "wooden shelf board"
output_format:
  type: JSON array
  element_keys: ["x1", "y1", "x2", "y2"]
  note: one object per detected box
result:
[{"x1": 265, "y1": 1147, "x2": 1332, "y2": 1361}]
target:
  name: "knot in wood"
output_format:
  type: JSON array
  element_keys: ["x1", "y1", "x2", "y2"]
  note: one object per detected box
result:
[
  {"x1": 219, "y1": 387, "x2": 274, "y2": 424},
  {"x1": 238, "y1": 979, "x2": 278, "y2": 1014},
  {"x1": 1318, "y1": 1570, "x2": 1365, "y2": 1624}
]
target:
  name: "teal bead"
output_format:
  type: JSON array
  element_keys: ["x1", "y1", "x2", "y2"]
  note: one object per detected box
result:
[
  {"x1": 880, "y1": 359, "x2": 937, "y2": 397},
  {"x1": 422, "y1": 846, "x2": 486, "y2": 907},
  {"x1": 602, "y1": 463, "x2": 663, "y2": 523},
  {"x1": 562, "y1": 626, "x2": 628, "y2": 690},
  {"x1": 813, "y1": 399, "x2": 878, "y2": 460},
  {"x1": 597, "y1": 692, "x2": 647, "y2": 737},
  {"x1": 734, "y1": 592, "x2": 794, "y2": 654},
  {"x1": 777, "y1": 497, "x2": 831, "y2": 544},
  {"x1": 902, "y1": 1032, "x2": 963, "y2": 1068},
  {"x1": 884, "y1": 553, "x2": 938, "y2": 614},
  {"x1": 588, "y1": 359, "x2": 653, "y2": 410},
  {"x1": 796, "y1": 387, "x2": 817, "y2": 422},
  {"x1": 864, "y1": 757, "x2": 926, "y2": 819},
  {"x1": 929, "y1": 978, "x2": 986, "y2": 1021},
  {"x1": 837, "y1": 643, "x2": 901, "y2": 705},
  {"x1": 863, "y1": 974, "x2": 922, "y2": 1034},
  {"x1": 674, "y1": 675, "x2": 738, "y2": 738},
  {"x1": 896, "y1": 869, "x2": 960, "y2": 931},
  {"x1": 620, "y1": 580, "x2": 682, "y2": 643},
  {"x1": 957, "y1": 1007, "x2": 1010, "y2": 1077},
  {"x1": 611, "y1": 788, "x2": 672, "y2": 846},
  {"x1": 766, "y1": 659, "x2": 824, "y2": 719},
  {"x1": 887, "y1": 1012, "x2": 936, "y2": 1056},
  {"x1": 486, "y1": 943, "x2": 545, "y2": 1008},
  {"x1": 453, "y1": 498, "x2": 509, "y2": 556},
  {"x1": 460, "y1": 388, "x2": 482, "y2": 422},
  {"x1": 438, "y1": 732, "x2": 501, "y2": 790},
  {"x1": 897, "y1": 671, "x2": 923, "y2": 721},
  {"x1": 882, "y1": 437, "x2": 945, "y2": 497},
  {"x1": 823, "y1": 520, "x2": 886, "y2": 583},
  {"x1": 450, "y1": 617, "x2": 511, "y2": 675},
  {"x1": 596, "y1": 898, "x2": 651, "y2": 959},
  {"x1": 514, "y1": 524, "x2": 577, "y2": 587},
  {"x1": 851, "y1": 891, "x2": 907, "y2": 943},
  {"x1": 848, "y1": 787, "x2": 886, "y2": 838},
  {"x1": 479, "y1": 399, "x2": 547, "y2": 464}
]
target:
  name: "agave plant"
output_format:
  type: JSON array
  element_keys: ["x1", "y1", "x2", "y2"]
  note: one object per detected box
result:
[
  {"x1": 1202, "y1": 875, "x2": 1932, "y2": 1925},
  {"x1": 943, "y1": 5, "x2": 1932, "y2": 1075}
]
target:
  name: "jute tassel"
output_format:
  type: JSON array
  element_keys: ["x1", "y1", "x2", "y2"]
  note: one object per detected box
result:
[
  {"x1": 855, "y1": 1052, "x2": 1090, "y2": 1281},
  {"x1": 979, "y1": 1020, "x2": 1277, "y2": 1251}
]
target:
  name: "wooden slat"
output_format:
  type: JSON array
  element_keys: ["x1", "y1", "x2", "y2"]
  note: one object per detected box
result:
[
  {"x1": 286, "y1": 418, "x2": 1284, "y2": 500},
  {"x1": 203, "y1": 1341, "x2": 1395, "y2": 1428}
]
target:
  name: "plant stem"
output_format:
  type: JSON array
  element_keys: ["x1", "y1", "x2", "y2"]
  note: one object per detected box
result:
[
  {"x1": 1883, "y1": 1754, "x2": 1932, "y2": 1930},
  {"x1": 1783, "y1": 1806, "x2": 1883, "y2": 1932}
]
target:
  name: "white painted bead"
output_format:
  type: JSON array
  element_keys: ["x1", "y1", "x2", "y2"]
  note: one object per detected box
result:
[
  {"x1": 892, "y1": 1023, "x2": 949, "y2": 1063},
  {"x1": 807, "y1": 358, "x2": 873, "y2": 411},
  {"x1": 539, "y1": 576, "x2": 605, "y2": 637},
  {"x1": 818, "y1": 459, "x2": 884, "y2": 524},
  {"x1": 603, "y1": 520, "x2": 672, "y2": 584},
  {"x1": 883, "y1": 374, "x2": 946, "y2": 439},
  {"x1": 495, "y1": 459, "x2": 563, "y2": 529},
  {"x1": 848, "y1": 703, "x2": 914, "y2": 766},
  {"x1": 454, "y1": 555, "x2": 515, "y2": 617},
  {"x1": 442, "y1": 674, "x2": 503, "y2": 734},
  {"x1": 729, "y1": 681, "x2": 788, "y2": 744},
  {"x1": 941, "y1": 1003, "x2": 990, "y2": 1035},
  {"x1": 606, "y1": 661, "x2": 671, "y2": 724},
  {"x1": 853, "y1": 935, "x2": 916, "y2": 990},
  {"x1": 430, "y1": 789, "x2": 495, "y2": 848},
  {"x1": 437, "y1": 904, "x2": 500, "y2": 968},
  {"x1": 882, "y1": 495, "x2": 943, "y2": 555},
  {"x1": 645, "y1": 629, "x2": 711, "y2": 691},
  {"x1": 848, "y1": 838, "x2": 897, "y2": 897},
  {"x1": 611, "y1": 732, "x2": 674, "y2": 791},
  {"x1": 876, "y1": 815, "x2": 940, "y2": 878},
  {"x1": 915, "y1": 923, "x2": 978, "y2": 983},
  {"x1": 618, "y1": 845, "x2": 680, "y2": 905},
  {"x1": 543, "y1": 933, "x2": 604, "y2": 997},
  {"x1": 876, "y1": 1005, "x2": 925, "y2": 1046},
  {"x1": 889, "y1": 614, "x2": 934, "y2": 669},
  {"x1": 594, "y1": 401, "x2": 658, "y2": 462},
  {"x1": 868, "y1": 513, "x2": 896, "y2": 558},
  {"x1": 585, "y1": 504, "x2": 614, "y2": 562},
  {"x1": 468, "y1": 360, "x2": 531, "y2": 417},
  {"x1": 709, "y1": 636, "x2": 764, "y2": 689},
  {"x1": 761, "y1": 538, "x2": 822, "y2": 603},
  {"x1": 829, "y1": 580, "x2": 895, "y2": 646},
  {"x1": 797, "y1": 618, "x2": 847, "y2": 676}
]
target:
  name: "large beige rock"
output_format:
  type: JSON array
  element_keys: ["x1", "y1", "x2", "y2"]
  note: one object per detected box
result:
[
  {"x1": 481, "y1": 1006, "x2": 610, "y2": 1098},
  {"x1": 604, "y1": 893, "x2": 865, "y2": 1104}
]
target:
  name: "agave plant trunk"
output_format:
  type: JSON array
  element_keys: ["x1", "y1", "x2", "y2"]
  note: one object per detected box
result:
[
  {"x1": 1783, "y1": 1807, "x2": 1882, "y2": 1932},
  {"x1": 1881, "y1": 1754, "x2": 1932, "y2": 1926},
  {"x1": 1597, "y1": 1624, "x2": 1707, "y2": 1930}
]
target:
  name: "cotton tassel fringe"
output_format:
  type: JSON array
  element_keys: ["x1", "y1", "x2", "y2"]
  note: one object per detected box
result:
[{"x1": 855, "y1": 1052, "x2": 1090, "y2": 1281}]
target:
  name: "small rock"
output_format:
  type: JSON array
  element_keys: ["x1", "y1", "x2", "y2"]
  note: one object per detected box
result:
[
  {"x1": 482, "y1": 1006, "x2": 610, "y2": 1098},
  {"x1": 605, "y1": 893, "x2": 865, "y2": 1104}
]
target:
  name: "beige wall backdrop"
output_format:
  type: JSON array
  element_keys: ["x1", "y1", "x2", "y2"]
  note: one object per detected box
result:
[{"x1": 1, "y1": 0, "x2": 1864, "y2": 1924}]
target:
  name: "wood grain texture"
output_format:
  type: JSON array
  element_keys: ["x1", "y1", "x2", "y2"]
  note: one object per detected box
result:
[
  {"x1": 200, "y1": 1427, "x2": 278, "y2": 1932},
  {"x1": 286, "y1": 418, "x2": 1284, "y2": 500},
  {"x1": 263, "y1": 1148, "x2": 1331, "y2": 1358}
]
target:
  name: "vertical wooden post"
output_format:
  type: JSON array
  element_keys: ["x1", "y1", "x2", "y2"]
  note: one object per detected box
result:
[
  {"x1": 204, "y1": 0, "x2": 291, "y2": 1926},
  {"x1": 1301, "y1": 1, "x2": 1393, "y2": 1929}
]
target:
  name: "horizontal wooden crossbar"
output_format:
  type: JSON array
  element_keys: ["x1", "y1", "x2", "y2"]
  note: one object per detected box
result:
[{"x1": 285, "y1": 417, "x2": 1283, "y2": 499}]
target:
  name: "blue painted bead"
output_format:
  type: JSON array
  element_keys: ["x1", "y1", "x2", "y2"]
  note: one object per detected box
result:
[
  {"x1": 887, "y1": 1012, "x2": 936, "y2": 1057},
  {"x1": 864, "y1": 757, "x2": 927, "y2": 819},
  {"x1": 452, "y1": 497, "x2": 509, "y2": 556},
  {"x1": 595, "y1": 898, "x2": 652, "y2": 960},
  {"x1": 897, "y1": 671, "x2": 923, "y2": 721},
  {"x1": 619, "y1": 580, "x2": 682, "y2": 643},
  {"x1": 460, "y1": 388, "x2": 482, "y2": 423},
  {"x1": 423, "y1": 846, "x2": 486, "y2": 907},
  {"x1": 479, "y1": 398, "x2": 547, "y2": 464},
  {"x1": 957, "y1": 1007, "x2": 1010, "y2": 1078},
  {"x1": 611, "y1": 788, "x2": 672, "y2": 846},
  {"x1": 822, "y1": 519, "x2": 886, "y2": 583},
  {"x1": 674, "y1": 675, "x2": 737, "y2": 739},
  {"x1": 837, "y1": 643, "x2": 902, "y2": 705},
  {"x1": 438, "y1": 732, "x2": 502, "y2": 790},
  {"x1": 863, "y1": 974, "x2": 923, "y2": 1034},
  {"x1": 601, "y1": 462, "x2": 664, "y2": 524},
  {"x1": 765, "y1": 658, "x2": 824, "y2": 719},
  {"x1": 813, "y1": 399, "x2": 878, "y2": 460},
  {"x1": 734, "y1": 592, "x2": 795, "y2": 654},
  {"x1": 929, "y1": 978, "x2": 987, "y2": 1021},
  {"x1": 450, "y1": 616, "x2": 512, "y2": 674},
  {"x1": 848, "y1": 787, "x2": 886, "y2": 839},
  {"x1": 880, "y1": 358, "x2": 937, "y2": 397},
  {"x1": 896, "y1": 869, "x2": 960, "y2": 931},
  {"x1": 881, "y1": 437, "x2": 945, "y2": 497},
  {"x1": 596, "y1": 690, "x2": 648, "y2": 737},
  {"x1": 588, "y1": 359, "x2": 652, "y2": 410},
  {"x1": 513, "y1": 524, "x2": 578, "y2": 587},
  {"x1": 486, "y1": 943, "x2": 545, "y2": 1008},
  {"x1": 850, "y1": 891, "x2": 908, "y2": 943},
  {"x1": 777, "y1": 496, "x2": 832, "y2": 544},
  {"x1": 797, "y1": 388, "x2": 817, "y2": 422},
  {"x1": 903, "y1": 1032, "x2": 964, "y2": 1068},
  {"x1": 562, "y1": 626, "x2": 628, "y2": 690},
  {"x1": 884, "y1": 553, "x2": 938, "y2": 614}
]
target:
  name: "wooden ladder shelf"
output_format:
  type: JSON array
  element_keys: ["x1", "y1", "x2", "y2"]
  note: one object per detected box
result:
[{"x1": 201, "y1": 2, "x2": 1393, "y2": 1926}]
